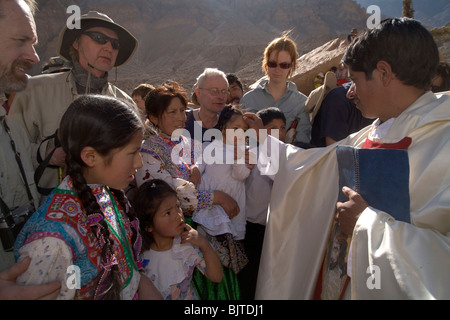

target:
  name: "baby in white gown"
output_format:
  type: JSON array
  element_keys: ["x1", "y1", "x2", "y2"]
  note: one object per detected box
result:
[{"x1": 192, "y1": 106, "x2": 254, "y2": 241}]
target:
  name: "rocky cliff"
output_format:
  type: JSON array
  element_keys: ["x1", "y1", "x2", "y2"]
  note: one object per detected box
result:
[
  {"x1": 31, "y1": 0, "x2": 369, "y2": 94},
  {"x1": 31, "y1": 0, "x2": 449, "y2": 96}
]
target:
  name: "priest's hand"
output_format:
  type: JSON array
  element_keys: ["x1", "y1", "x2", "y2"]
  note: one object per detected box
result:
[
  {"x1": 336, "y1": 187, "x2": 368, "y2": 236},
  {"x1": 243, "y1": 113, "x2": 265, "y2": 144}
]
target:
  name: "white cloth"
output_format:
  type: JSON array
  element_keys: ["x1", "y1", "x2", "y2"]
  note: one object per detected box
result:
[
  {"x1": 193, "y1": 140, "x2": 250, "y2": 240},
  {"x1": 141, "y1": 236, "x2": 204, "y2": 299},
  {"x1": 245, "y1": 164, "x2": 273, "y2": 226},
  {"x1": 16, "y1": 237, "x2": 140, "y2": 300}
]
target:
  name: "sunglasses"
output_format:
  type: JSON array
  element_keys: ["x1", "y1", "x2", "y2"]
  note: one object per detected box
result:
[
  {"x1": 82, "y1": 31, "x2": 120, "y2": 50},
  {"x1": 267, "y1": 61, "x2": 292, "y2": 69}
]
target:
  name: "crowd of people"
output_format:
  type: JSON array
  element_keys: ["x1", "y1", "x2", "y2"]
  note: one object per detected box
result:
[{"x1": 1, "y1": 0, "x2": 449, "y2": 300}]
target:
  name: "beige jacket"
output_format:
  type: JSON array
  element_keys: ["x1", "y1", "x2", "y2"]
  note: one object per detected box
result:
[{"x1": 1, "y1": 94, "x2": 40, "y2": 271}]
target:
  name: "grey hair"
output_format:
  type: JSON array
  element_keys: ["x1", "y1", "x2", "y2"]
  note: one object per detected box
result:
[
  {"x1": 191, "y1": 68, "x2": 228, "y2": 105},
  {"x1": 193, "y1": 68, "x2": 228, "y2": 90}
]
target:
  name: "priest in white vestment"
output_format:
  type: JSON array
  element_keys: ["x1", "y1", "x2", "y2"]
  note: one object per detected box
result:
[{"x1": 245, "y1": 18, "x2": 450, "y2": 300}]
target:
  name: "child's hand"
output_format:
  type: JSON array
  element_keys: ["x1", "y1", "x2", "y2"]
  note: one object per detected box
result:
[
  {"x1": 189, "y1": 166, "x2": 201, "y2": 188},
  {"x1": 181, "y1": 224, "x2": 223, "y2": 283},
  {"x1": 181, "y1": 223, "x2": 208, "y2": 249}
]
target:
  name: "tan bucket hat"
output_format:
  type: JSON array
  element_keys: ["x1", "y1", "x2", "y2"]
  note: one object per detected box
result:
[
  {"x1": 305, "y1": 71, "x2": 337, "y2": 124},
  {"x1": 58, "y1": 11, "x2": 138, "y2": 67}
]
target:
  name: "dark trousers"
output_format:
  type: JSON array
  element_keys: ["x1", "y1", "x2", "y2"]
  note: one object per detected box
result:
[{"x1": 238, "y1": 221, "x2": 266, "y2": 300}]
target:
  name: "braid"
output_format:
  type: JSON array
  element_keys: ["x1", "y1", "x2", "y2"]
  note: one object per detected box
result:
[
  {"x1": 110, "y1": 188, "x2": 140, "y2": 257},
  {"x1": 59, "y1": 95, "x2": 145, "y2": 300},
  {"x1": 66, "y1": 155, "x2": 122, "y2": 300}
]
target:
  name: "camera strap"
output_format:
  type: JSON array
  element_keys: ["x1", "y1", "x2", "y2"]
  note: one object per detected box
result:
[
  {"x1": 1, "y1": 117, "x2": 36, "y2": 210},
  {"x1": 34, "y1": 130, "x2": 61, "y2": 196},
  {"x1": 0, "y1": 195, "x2": 15, "y2": 228}
]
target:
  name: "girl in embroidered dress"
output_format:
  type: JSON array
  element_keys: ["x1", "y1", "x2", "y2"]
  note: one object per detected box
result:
[
  {"x1": 14, "y1": 95, "x2": 162, "y2": 300},
  {"x1": 134, "y1": 179, "x2": 222, "y2": 299}
]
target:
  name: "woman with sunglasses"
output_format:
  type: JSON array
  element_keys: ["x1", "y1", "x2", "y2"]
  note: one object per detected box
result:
[{"x1": 240, "y1": 32, "x2": 311, "y2": 147}]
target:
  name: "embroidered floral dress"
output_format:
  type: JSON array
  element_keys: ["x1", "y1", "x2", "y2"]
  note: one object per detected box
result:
[
  {"x1": 136, "y1": 133, "x2": 212, "y2": 212},
  {"x1": 14, "y1": 176, "x2": 142, "y2": 300},
  {"x1": 142, "y1": 236, "x2": 206, "y2": 300}
]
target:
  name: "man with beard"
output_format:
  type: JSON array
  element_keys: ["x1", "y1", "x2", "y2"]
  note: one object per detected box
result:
[
  {"x1": 0, "y1": 0, "x2": 60, "y2": 299},
  {"x1": 0, "y1": 0, "x2": 40, "y2": 269},
  {"x1": 226, "y1": 74, "x2": 244, "y2": 106},
  {"x1": 9, "y1": 11, "x2": 138, "y2": 195}
]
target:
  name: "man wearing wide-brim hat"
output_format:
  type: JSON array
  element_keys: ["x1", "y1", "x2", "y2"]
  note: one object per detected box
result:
[
  {"x1": 9, "y1": 11, "x2": 139, "y2": 196},
  {"x1": 305, "y1": 71, "x2": 337, "y2": 124}
]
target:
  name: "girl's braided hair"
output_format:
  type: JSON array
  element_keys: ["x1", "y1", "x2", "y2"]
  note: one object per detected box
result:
[{"x1": 59, "y1": 95, "x2": 144, "y2": 299}]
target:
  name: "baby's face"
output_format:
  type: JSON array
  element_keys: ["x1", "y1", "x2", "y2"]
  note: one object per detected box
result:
[{"x1": 222, "y1": 115, "x2": 249, "y2": 146}]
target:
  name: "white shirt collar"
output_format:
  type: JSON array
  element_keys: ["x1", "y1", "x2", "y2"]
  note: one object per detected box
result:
[{"x1": 369, "y1": 118, "x2": 396, "y2": 140}]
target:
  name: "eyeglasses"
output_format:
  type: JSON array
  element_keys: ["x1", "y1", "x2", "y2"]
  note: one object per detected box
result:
[
  {"x1": 82, "y1": 31, "x2": 120, "y2": 50},
  {"x1": 267, "y1": 61, "x2": 292, "y2": 69},
  {"x1": 199, "y1": 88, "x2": 228, "y2": 96}
]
